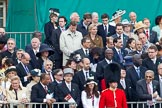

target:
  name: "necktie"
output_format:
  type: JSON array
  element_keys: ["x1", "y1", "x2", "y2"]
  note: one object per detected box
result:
[
  {"x1": 136, "y1": 68, "x2": 141, "y2": 78},
  {"x1": 25, "y1": 66, "x2": 29, "y2": 74},
  {"x1": 104, "y1": 26, "x2": 107, "y2": 35},
  {"x1": 44, "y1": 86, "x2": 48, "y2": 93},
  {"x1": 147, "y1": 83, "x2": 153, "y2": 105},
  {"x1": 85, "y1": 49, "x2": 88, "y2": 56},
  {"x1": 86, "y1": 72, "x2": 89, "y2": 80},
  {"x1": 68, "y1": 84, "x2": 71, "y2": 91},
  {"x1": 119, "y1": 35, "x2": 121, "y2": 38},
  {"x1": 14, "y1": 89, "x2": 18, "y2": 100},
  {"x1": 145, "y1": 30, "x2": 149, "y2": 39},
  {"x1": 121, "y1": 80, "x2": 126, "y2": 89},
  {"x1": 118, "y1": 50, "x2": 123, "y2": 63}
]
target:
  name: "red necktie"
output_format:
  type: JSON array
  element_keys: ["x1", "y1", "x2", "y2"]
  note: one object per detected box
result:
[{"x1": 145, "y1": 30, "x2": 149, "y2": 39}]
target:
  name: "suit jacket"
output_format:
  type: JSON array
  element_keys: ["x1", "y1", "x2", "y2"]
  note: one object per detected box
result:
[
  {"x1": 142, "y1": 57, "x2": 162, "y2": 77},
  {"x1": 31, "y1": 82, "x2": 58, "y2": 108},
  {"x1": 118, "y1": 79, "x2": 132, "y2": 101},
  {"x1": 72, "y1": 70, "x2": 97, "y2": 91},
  {"x1": 146, "y1": 30, "x2": 158, "y2": 44},
  {"x1": 16, "y1": 62, "x2": 32, "y2": 87},
  {"x1": 97, "y1": 24, "x2": 116, "y2": 46},
  {"x1": 74, "y1": 48, "x2": 90, "y2": 59},
  {"x1": 44, "y1": 21, "x2": 57, "y2": 45},
  {"x1": 136, "y1": 79, "x2": 159, "y2": 101},
  {"x1": 57, "y1": 81, "x2": 80, "y2": 106},
  {"x1": 77, "y1": 20, "x2": 89, "y2": 37},
  {"x1": 26, "y1": 49, "x2": 39, "y2": 69},
  {"x1": 112, "y1": 48, "x2": 128, "y2": 67},
  {"x1": 111, "y1": 34, "x2": 129, "y2": 48}
]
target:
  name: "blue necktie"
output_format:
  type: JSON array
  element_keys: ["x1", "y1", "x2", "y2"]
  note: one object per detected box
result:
[
  {"x1": 118, "y1": 50, "x2": 123, "y2": 63},
  {"x1": 136, "y1": 68, "x2": 140, "y2": 78},
  {"x1": 25, "y1": 66, "x2": 29, "y2": 74}
]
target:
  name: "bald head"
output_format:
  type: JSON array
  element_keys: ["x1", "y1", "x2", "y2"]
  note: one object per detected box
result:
[
  {"x1": 129, "y1": 12, "x2": 137, "y2": 22},
  {"x1": 70, "y1": 12, "x2": 80, "y2": 23},
  {"x1": 0, "y1": 28, "x2": 5, "y2": 36},
  {"x1": 82, "y1": 58, "x2": 90, "y2": 71},
  {"x1": 21, "y1": 52, "x2": 31, "y2": 65}
]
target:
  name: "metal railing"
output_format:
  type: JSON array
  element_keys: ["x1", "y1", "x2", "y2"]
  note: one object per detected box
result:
[
  {"x1": 6, "y1": 32, "x2": 45, "y2": 49},
  {"x1": 1, "y1": 101, "x2": 162, "y2": 108},
  {"x1": 0, "y1": 102, "x2": 76, "y2": 108}
]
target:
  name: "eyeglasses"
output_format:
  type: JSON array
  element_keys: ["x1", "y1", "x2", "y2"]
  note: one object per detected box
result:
[{"x1": 146, "y1": 76, "x2": 152, "y2": 78}]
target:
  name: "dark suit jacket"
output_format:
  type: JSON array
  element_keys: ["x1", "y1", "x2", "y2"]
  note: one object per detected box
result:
[
  {"x1": 72, "y1": 70, "x2": 97, "y2": 91},
  {"x1": 118, "y1": 79, "x2": 132, "y2": 101},
  {"x1": 57, "y1": 81, "x2": 80, "y2": 106},
  {"x1": 127, "y1": 66, "x2": 148, "y2": 101},
  {"x1": 136, "y1": 79, "x2": 159, "y2": 101},
  {"x1": 112, "y1": 48, "x2": 128, "y2": 67},
  {"x1": 146, "y1": 30, "x2": 158, "y2": 44},
  {"x1": 111, "y1": 34, "x2": 129, "y2": 48},
  {"x1": 142, "y1": 57, "x2": 162, "y2": 77},
  {"x1": 74, "y1": 48, "x2": 90, "y2": 59},
  {"x1": 77, "y1": 20, "x2": 89, "y2": 37},
  {"x1": 97, "y1": 24, "x2": 116, "y2": 46},
  {"x1": 31, "y1": 82, "x2": 58, "y2": 108},
  {"x1": 44, "y1": 21, "x2": 58, "y2": 45},
  {"x1": 26, "y1": 49, "x2": 39, "y2": 69},
  {"x1": 16, "y1": 62, "x2": 32, "y2": 87}
]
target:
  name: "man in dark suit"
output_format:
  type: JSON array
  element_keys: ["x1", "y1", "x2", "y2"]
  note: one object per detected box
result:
[
  {"x1": 111, "y1": 23, "x2": 129, "y2": 48},
  {"x1": 118, "y1": 68, "x2": 132, "y2": 101},
  {"x1": 112, "y1": 37, "x2": 128, "y2": 67},
  {"x1": 96, "y1": 49, "x2": 115, "y2": 91},
  {"x1": 130, "y1": 40, "x2": 144, "y2": 55},
  {"x1": 25, "y1": 38, "x2": 41, "y2": 69},
  {"x1": 142, "y1": 45, "x2": 162, "y2": 77},
  {"x1": 136, "y1": 70, "x2": 161, "y2": 107},
  {"x1": 16, "y1": 52, "x2": 32, "y2": 87},
  {"x1": 74, "y1": 37, "x2": 91, "y2": 59},
  {"x1": 25, "y1": 31, "x2": 42, "y2": 52},
  {"x1": 13, "y1": 49, "x2": 24, "y2": 65},
  {"x1": 31, "y1": 73, "x2": 58, "y2": 108},
  {"x1": 97, "y1": 13, "x2": 116, "y2": 47},
  {"x1": 126, "y1": 54, "x2": 148, "y2": 101},
  {"x1": 57, "y1": 68, "x2": 80, "y2": 108},
  {"x1": 77, "y1": 13, "x2": 92, "y2": 37},
  {"x1": 51, "y1": 69, "x2": 63, "y2": 87},
  {"x1": 72, "y1": 58, "x2": 97, "y2": 91},
  {"x1": 49, "y1": 16, "x2": 67, "y2": 69},
  {"x1": 143, "y1": 18, "x2": 158, "y2": 44}
]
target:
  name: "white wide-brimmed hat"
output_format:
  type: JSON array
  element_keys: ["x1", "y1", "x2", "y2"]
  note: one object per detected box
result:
[{"x1": 110, "y1": 9, "x2": 126, "y2": 21}]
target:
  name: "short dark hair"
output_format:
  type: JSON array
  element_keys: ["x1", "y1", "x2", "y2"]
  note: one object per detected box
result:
[
  {"x1": 40, "y1": 73, "x2": 49, "y2": 81},
  {"x1": 83, "y1": 13, "x2": 92, "y2": 20},
  {"x1": 113, "y1": 37, "x2": 121, "y2": 44},
  {"x1": 69, "y1": 21, "x2": 77, "y2": 26},
  {"x1": 32, "y1": 31, "x2": 42, "y2": 38},
  {"x1": 101, "y1": 13, "x2": 109, "y2": 19},
  {"x1": 58, "y1": 16, "x2": 67, "y2": 23},
  {"x1": 116, "y1": 23, "x2": 123, "y2": 28},
  {"x1": 49, "y1": 13, "x2": 57, "y2": 19},
  {"x1": 155, "y1": 15, "x2": 162, "y2": 25},
  {"x1": 126, "y1": 38, "x2": 135, "y2": 49},
  {"x1": 81, "y1": 37, "x2": 90, "y2": 45},
  {"x1": 148, "y1": 45, "x2": 158, "y2": 51}
]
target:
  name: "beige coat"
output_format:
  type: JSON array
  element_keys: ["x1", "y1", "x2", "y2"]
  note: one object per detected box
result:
[
  {"x1": 6, "y1": 87, "x2": 29, "y2": 108},
  {"x1": 60, "y1": 29, "x2": 83, "y2": 66}
]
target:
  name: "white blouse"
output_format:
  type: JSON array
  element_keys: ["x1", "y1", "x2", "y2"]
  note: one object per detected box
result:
[{"x1": 81, "y1": 90, "x2": 100, "y2": 108}]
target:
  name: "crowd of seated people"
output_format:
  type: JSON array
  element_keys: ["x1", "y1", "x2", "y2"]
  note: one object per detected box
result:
[{"x1": 1, "y1": 8, "x2": 162, "y2": 108}]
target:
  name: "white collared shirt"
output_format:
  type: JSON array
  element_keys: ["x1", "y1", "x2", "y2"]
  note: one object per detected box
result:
[
  {"x1": 103, "y1": 24, "x2": 109, "y2": 33},
  {"x1": 82, "y1": 47, "x2": 89, "y2": 55},
  {"x1": 151, "y1": 57, "x2": 157, "y2": 64},
  {"x1": 105, "y1": 58, "x2": 112, "y2": 64}
]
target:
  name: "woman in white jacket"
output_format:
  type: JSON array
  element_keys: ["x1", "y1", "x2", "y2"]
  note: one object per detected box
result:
[{"x1": 81, "y1": 79, "x2": 100, "y2": 108}]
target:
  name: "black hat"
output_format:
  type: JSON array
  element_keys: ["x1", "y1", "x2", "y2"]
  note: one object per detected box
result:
[
  {"x1": 49, "y1": 8, "x2": 60, "y2": 16},
  {"x1": 104, "y1": 63, "x2": 121, "y2": 86},
  {"x1": 67, "y1": 53, "x2": 82, "y2": 63},
  {"x1": 5, "y1": 66, "x2": 17, "y2": 76},
  {"x1": 123, "y1": 55, "x2": 133, "y2": 66},
  {"x1": 36, "y1": 44, "x2": 54, "y2": 57},
  {"x1": 30, "y1": 69, "x2": 41, "y2": 77}
]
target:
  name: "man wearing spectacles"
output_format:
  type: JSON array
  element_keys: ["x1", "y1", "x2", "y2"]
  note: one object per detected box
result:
[
  {"x1": 51, "y1": 69, "x2": 63, "y2": 86},
  {"x1": 136, "y1": 70, "x2": 161, "y2": 107}
]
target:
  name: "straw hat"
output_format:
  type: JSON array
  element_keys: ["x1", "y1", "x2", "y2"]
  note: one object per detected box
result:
[{"x1": 134, "y1": 21, "x2": 146, "y2": 33}]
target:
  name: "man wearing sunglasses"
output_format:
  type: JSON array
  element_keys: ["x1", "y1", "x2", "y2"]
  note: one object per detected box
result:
[{"x1": 136, "y1": 70, "x2": 161, "y2": 107}]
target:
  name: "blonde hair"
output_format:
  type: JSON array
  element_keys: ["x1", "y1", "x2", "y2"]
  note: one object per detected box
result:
[{"x1": 88, "y1": 24, "x2": 97, "y2": 32}]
